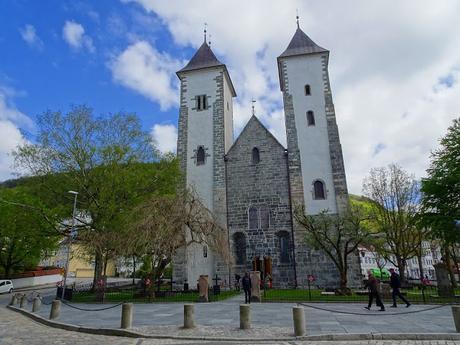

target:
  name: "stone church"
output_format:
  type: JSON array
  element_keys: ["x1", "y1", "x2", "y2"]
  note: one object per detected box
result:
[{"x1": 173, "y1": 22, "x2": 362, "y2": 289}]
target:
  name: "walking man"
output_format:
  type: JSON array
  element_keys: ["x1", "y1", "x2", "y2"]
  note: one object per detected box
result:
[
  {"x1": 242, "y1": 272, "x2": 252, "y2": 304},
  {"x1": 364, "y1": 271, "x2": 385, "y2": 311},
  {"x1": 389, "y1": 268, "x2": 411, "y2": 308}
]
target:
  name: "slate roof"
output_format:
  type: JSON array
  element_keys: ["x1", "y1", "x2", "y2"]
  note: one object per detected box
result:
[
  {"x1": 278, "y1": 27, "x2": 328, "y2": 58},
  {"x1": 177, "y1": 42, "x2": 224, "y2": 73}
]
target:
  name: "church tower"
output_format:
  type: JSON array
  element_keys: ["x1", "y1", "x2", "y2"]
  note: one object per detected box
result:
[
  {"x1": 278, "y1": 22, "x2": 357, "y2": 287},
  {"x1": 174, "y1": 35, "x2": 236, "y2": 287}
]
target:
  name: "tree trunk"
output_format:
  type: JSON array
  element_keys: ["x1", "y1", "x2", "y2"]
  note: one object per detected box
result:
[
  {"x1": 417, "y1": 253, "x2": 424, "y2": 282},
  {"x1": 92, "y1": 251, "x2": 103, "y2": 291},
  {"x1": 445, "y1": 246, "x2": 458, "y2": 288},
  {"x1": 451, "y1": 246, "x2": 460, "y2": 285},
  {"x1": 397, "y1": 257, "x2": 406, "y2": 282},
  {"x1": 132, "y1": 255, "x2": 136, "y2": 285},
  {"x1": 339, "y1": 269, "x2": 348, "y2": 290}
]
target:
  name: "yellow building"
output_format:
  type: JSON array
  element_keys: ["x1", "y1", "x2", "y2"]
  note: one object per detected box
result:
[{"x1": 41, "y1": 241, "x2": 116, "y2": 278}]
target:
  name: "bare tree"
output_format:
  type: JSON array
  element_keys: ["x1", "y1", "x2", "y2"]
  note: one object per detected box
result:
[
  {"x1": 295, "y1": 203, "x2": 371, "y2": 291},
  {"x1": 363, "y1": 164, "x2": 427, "y2": 281}
]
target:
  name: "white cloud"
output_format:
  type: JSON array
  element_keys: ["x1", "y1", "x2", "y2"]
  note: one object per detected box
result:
[
  {"x1": 151, "y1": 123, "x2": 177, "y2": 153},
  {"x1": 0, "y1": 88, "x2": 31, "y2": 181},
  {"x1": 19, "y1": 24, "x2": 44, "y2": 50},
  {"x1": 125, "y1": 0, "x2": 460, "y2": 193},
  {"x1": 110, "y1": 41, "x2": 181, "y2": 110},
  {"x1": 62, "y1": 20, "x2": 95, "y2": 52}
]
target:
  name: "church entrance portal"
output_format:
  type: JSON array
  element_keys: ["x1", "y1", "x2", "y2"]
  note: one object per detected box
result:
[{"x1": 252, "y1": 256, "x2": 272, "y2": 283}]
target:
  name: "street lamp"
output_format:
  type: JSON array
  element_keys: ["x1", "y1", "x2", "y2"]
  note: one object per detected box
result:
[{"x1": 61, "y1": 190, "x2": 78, "y2": 300}]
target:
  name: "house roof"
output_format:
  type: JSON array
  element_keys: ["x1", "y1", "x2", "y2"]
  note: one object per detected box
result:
[
  {"x1": 177, "y1": 41, "x2": 236, "y2": 96},
  {"x1": 278, "y1": 27, "x2": 328, "y2": 58}
]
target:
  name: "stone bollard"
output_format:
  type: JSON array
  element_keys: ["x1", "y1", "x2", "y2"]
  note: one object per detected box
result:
[
  {"x1": 120, "y1": 303, "x2": 133, "y2": 329},
  {"x1": 49, "y1": 300, "x2": 61, "y2": 320},
  {"x1": 452, "y1": 306, "x2": 460, "y2": 332},
  {"x1": 9, "y1": 294, "x2": 17, "y2": 306},
  {"x1": 19, "y1": 295, "x2": 27, "y2": 309},
  {"x1": 240, "y1": 304, "x2": 251, "y2": 329},
  {"x1": 32, "y1": 297, "x2": 42, "y2": 313},
  {"x1": 183, "y1": 304, "x2": 195, "y2": 329},
  {"x1": 293, "y1": 306, "x2": 306, "y2": 336}
]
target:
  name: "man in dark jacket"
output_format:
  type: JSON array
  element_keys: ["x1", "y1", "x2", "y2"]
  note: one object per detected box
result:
[
  {"x1": 242, "y1": 272, "x2": 252, "y2": 304},
  {"x1": 389, "y1": 268, "x2": 411, "y2": 307},
  {"x1": 364, "y1": 271, "x2": 385, "y2": 311}
]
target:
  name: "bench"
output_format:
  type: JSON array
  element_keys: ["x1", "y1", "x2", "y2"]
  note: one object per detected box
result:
[{"x1": 320, "y1": 291, "x2": 335, "y2": 296}]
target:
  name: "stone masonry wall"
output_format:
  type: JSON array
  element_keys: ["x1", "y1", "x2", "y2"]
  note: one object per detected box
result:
[{"x1": 226, "y1": 116, "x2": 295, "y2": 288}]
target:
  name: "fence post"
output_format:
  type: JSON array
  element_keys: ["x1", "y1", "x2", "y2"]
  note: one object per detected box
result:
[
  {"x1": 49, "y1": 300, "x2": 61, "y2": 320},
  {"x1": 240, "y1": 304, "x2": 251, "y2": 329},
  {"x1": 184, "y1": 304, "x2": 195, "y2": 328},
  {"x1": 120, "y1": 303, "x2": 133, "y2": 329},
  {"x1": 32, "y1": 297, "x2": 41, "y2": 313},
  {"x1": 293, "y1": 306, "x2": 306, "y2": 336},
  {"x1": 452, "y1": 306, "x2": 460, "y2": 332},
  {"x1": 19, "y1": 295, "x2": 27, "y2": 309},
  {"x1": 9, "y1": 294, "x2": 17, "y2": 306}
]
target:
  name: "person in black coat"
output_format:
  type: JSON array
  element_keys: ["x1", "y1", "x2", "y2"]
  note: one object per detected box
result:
[
  {"x1": 389, "y1": 268, "x2": 411, "y2": 307},
  {"x1": 242, "y1": 272, "x2": 252, "y2": 304}
]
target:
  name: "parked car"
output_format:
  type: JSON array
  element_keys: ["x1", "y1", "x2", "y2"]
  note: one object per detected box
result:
[{"x1": 0, "y1": 280, "x2": 14, "y2": 294}]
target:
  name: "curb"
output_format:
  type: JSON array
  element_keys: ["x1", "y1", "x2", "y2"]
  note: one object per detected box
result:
[{"x1": 6, "y1": 305, "x2": 460, "y2": 342}]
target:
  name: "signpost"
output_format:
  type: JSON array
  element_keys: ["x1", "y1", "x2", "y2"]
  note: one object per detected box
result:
[{"x1": 307, "y1": 274, "x2": 316, "y2": 301}]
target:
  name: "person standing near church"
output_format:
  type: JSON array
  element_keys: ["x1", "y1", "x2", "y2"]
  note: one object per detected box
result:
[
  {"x1": 364, "y1": 271, "x2": 385, "y2": 311},
  {"x1": 242, "y1": 272, "x2": 252, "y2": 304},
  {"x1": 389, "y1": 268, "x2": 411, "y2": 308}
]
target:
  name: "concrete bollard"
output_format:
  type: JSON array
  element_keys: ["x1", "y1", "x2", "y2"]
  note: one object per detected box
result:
[
  {"x1": 293, "y1": 306, "x2": 306, "y2": 336},
  {"x1": 49, "y1": 300, "x2": 61, "y2": 320},
  {"x1": 240, "y1": 304, "x2": 251, "y2": 329},
  {"x1": 183, "y1": 304, "x2": 195, "y2": 329},
  {"x1": 452, "y1": 306, "x2": 460, "y2": 332},
  {"x1": 32, "y1": 297, "x2": 41, "y2": 313},
  {"x1": 120, "y1": 303, "x2": 133, "y2": 329},
  {"x1": 9, "y1": 294, "x2": 17, "y2": 306},
  {"x1": 19, "y1": 295, "x2": 27, "y2": 309}
]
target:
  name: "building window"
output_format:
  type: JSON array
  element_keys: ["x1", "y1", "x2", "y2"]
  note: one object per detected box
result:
[
  {"x1": 203, "y1": 246, "x2": 207, "y2": 258},
  {"x1": 252, "y1": 147, "x2": 260, "y2": 164},
  {"x1": 248, "y1": 206, "x2": 259, "y2": 229},
  {"x1": 313, "y1": 180, "x2": 326, "y2": 200},
  {"x1": 305, "y1": 84, "x2": 311, "y2": 95},
  {"x1": 278, "y1": 231, "x2": 290, "y2": 263},
  {"x1": 234, "y1": 232, "x2": 247, "y2": 265},
  {"x1": 259, "y1": 205, "x2": 270, "y2": 229},
  {"x1": 227, "y1": 101, "x2": 229, "y2": 111},
  {"x1": 196, "y1": 95, "x2": 207, "y2": 111},
  {"x1": 307, "y1": 111, "x2": 315, "y2": 126},
  {"x1": 196, "y1": 146, "x2": 205, "y2": 165}
]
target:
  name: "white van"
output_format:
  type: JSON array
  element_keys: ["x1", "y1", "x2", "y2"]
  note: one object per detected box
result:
[{"x1": 0, "y1": 280, "x2": 14, "y2": 294}]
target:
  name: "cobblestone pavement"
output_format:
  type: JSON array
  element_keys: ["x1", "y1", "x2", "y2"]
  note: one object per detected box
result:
[{"x1": 2, "y1": 306, "x2": 460, "y2": 345}]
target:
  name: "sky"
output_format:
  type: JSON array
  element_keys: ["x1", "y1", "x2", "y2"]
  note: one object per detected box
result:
[{"x1": 0, "y1": 0, "x2": 459, "y2": 194}]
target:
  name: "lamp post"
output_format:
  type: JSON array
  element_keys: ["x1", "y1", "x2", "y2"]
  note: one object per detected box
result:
[{"x1": 61, "y1": 190, "x2": 78, "y2": 300}]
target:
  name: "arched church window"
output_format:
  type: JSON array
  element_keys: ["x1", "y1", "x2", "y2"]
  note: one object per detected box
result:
[
  {"x1": 307, "y1": 111, "x2": 315, "y2": 126},
  {"x1": 203, "y1": 246, "x2": 207, "y2": 258},
  {"x1": 313, "y1": 180, "x2": 326, "y2": 200},
  {"x1": 305, "y1": 84, "x2": 311, "y2": 95},
  {"x1": 252, "y1": 147, "x2": 260, "y2": 164},
  {"x1": 278, "y1": 231, "x2": 290, "y2": 263},
  {"x1": 233, "y1": 232, "x2": 247, "y2": 265},
  {"x1": 196, "y1": 146, "x2": 205, "y2": 165},
  {"x1": 248, "y1": 206, "x2": 259, "y2": 229},
  {"x1": 259, "y1": 205, "x2": 270, "y2": 229}
]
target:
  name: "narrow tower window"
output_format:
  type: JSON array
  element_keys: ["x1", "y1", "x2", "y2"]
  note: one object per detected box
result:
[
  {"x1": 307, "y1": 111, "x2": 315, "y2": 126},
  {"x1": 278, "y1": 231, "x2": 290, "y2": 263},
  {"x1": 259, "y1": 205, "x2": 270, "y2": 229},
  {"x1": 196, "y1": 95, "x2": 207, "y2": 111},
  {"x1": 196, "y1": 146, "x2": 205, "y2": 165},
  {"x1": 234, "y1": 232, "x2": 247, "y2": 265},
  {"x1": 252, "y1": 147, "x2": 260, "y2": 164},
  {"x1": 313, "y1": 180, "x2": 326, "y2": 200},
  {"x1": 248, "y1": 206, "x2": 259, "y2": 229},
  {"x1": 305, "y1": 84, "x2": 311, "y2": 95}
]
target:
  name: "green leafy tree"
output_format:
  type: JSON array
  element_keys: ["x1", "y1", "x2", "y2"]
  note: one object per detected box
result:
[
  {"x1": 0, "y1": 188, "x2": 59, "y2": 278},
  {"x1": 13, "y1": 105, "x2": 180, "y2": 286}
]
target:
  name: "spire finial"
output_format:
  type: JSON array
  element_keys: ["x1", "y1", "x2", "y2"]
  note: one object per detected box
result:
[
  {"x1": 204, "y1": 22, "x2": 207, "y2": 43},
  {"x1": 296, "y1": 9, "x2": 300, "y2": 29},
  {"x1": 251, "y1": 98, "x2": 256, "y2": 116}
]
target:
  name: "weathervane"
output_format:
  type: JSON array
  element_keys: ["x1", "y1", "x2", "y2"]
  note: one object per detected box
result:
[
  {"x1": 204, "y1": 22, "x2": 207, "y2": 43},
  {"x1": 296, "y1": 9, "x2": 300, "y2": 29},
  {"x1": 251, "y1": 98, "x2": 256, "y2": 116}
]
